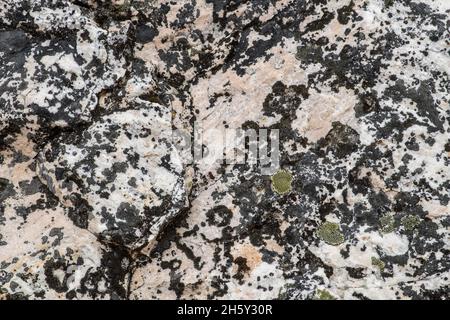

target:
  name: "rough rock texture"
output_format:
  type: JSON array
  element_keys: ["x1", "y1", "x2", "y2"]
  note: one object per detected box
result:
[
  {"x1": 0, "y1": 0, "x2": 449, "y2": 300},
  {"x1": 36, "y1": 105, "x2": 187, "y2": 252}
]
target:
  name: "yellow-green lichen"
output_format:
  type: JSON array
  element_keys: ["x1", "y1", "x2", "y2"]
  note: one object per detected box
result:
[
  {"x1": 380, "y1": 214, "x2": 395, "y2": 233},
  {"x1": 271, "y1": 170, "x2": 293, "y2": 195},
  {"x1": 317, "y1": 222, "x2": 345, "y2": 245},
  {"x1": 277, "y1": 283, "x2": 295, "y2": 300},
  {"x1": 401, "y1": 215, "x2": 421, "y2": 231},
  {"x1": 371, "y1": 257, "x2": 385, "y2": 271},
  {"x1": 315, "y1": 289, "x2": 336, "y2": 300}
]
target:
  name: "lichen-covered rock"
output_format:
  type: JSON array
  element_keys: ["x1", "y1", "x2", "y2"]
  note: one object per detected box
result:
[
  {"x1": 0, "y1": 209, "x2": 130, "y2": 300},
  {"x1": 0, "y1": 136, "x2": 130, "y2": 299},
  {"x1": 1, "y1": 0, "x2": 449, "y2": 300},
  {"x1": 0, "y1": 1, "x2": 128, "y2": 137},
  {"x1": 36, "y1": 103, "x2": 188, "y2": 252}
]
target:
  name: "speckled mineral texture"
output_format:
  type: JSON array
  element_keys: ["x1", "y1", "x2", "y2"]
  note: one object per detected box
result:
[{"x1": 0, "y1": 0, "x2": 449, "y2": 300}]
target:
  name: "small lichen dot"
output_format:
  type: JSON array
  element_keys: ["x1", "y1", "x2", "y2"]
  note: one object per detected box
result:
[
  {"x1": 371, "y1": 257, "x2": 385, "y2": 271},
  {"x1": 317, "y1": 222, "x2": 345, "y2": 245},
  {"x1": 271, "y1": 170, "x2": 293, "y2": 195},
  {"x1": 380, "y1": 214, "x2": 395, "y2": 233},
  {"x1": 315, "y1": 289, "x2": 336, "y2": 300},
  {"x1": 401, "y1": 215, "x2": 421, "y2": 231}
]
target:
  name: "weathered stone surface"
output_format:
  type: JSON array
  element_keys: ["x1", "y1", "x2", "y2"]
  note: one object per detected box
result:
[
  {"x1": 0, "y1": 1, "x2": 127, "y2": 136},
  {"x1": 0, "y1": 0, "x2": 449, "y2": 300},
  {"x1": 36, "y1": 104, "x2": 188, "y2": 252},
  {"x1": 0, "y1": 136, "x2": 130, "y2": 299}
]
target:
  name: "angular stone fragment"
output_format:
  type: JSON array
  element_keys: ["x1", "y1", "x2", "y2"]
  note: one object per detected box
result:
[
  {"x1": 0, "y1": 208, "x2": 126, "y2": 300},
  {"x1": 36, "y1": 103, "x2": 188, "y2": 252},
  {"x1": 0, "y1": 2, "x2": 127, "y2": 134}
]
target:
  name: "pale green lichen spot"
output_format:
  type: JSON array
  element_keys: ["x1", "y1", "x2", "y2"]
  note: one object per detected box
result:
[
  {"x1": 315, "y1": 289, "x2": 336, "y2": 300},
  {"x1": 371, "y1": 257, "x2": 385, "y2": 271},
  {"x1": 380, "y1": 214, "x2": 395, "y2": 233},
  {"x1": 317, "y1": 222, "x2": 345, "y2": 245},
  {"x1": 401, "y1": 215, "x2": 421, "y2": 231},
  {"x1": 271, "y1": 170, "x2": 293, "y2": 195}
]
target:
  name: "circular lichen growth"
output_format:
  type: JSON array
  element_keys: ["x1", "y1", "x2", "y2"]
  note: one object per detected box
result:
[
  {"x1": 380, "y1": 214, "x2": 395, "y2": 233},
  {"x1": 271, "y1": 170, "x2": 293, "y2": 195},
  {"x1": 401, "y1": 215, "x2": 421, "y2": 231},
  {"x1": 315, "y1": 289, "x2": 336, "y2": 300},
  {"x1": 317, "y1": 222, "x2": 345, "y2": 245},
  {"x1": 371, "y1": 257, "x2": 385, "y2": 271}
]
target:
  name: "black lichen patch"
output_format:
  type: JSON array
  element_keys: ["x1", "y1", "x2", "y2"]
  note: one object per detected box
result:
[
  {"x1": 319, "y1": 122, "x2": 360, "y2": 158},
  {"x1": 206, "y1": 205, "x2": 233, "y2": 227},
  {"x1": 0, "y1": 178, "x2": 16, "y2": 202}
]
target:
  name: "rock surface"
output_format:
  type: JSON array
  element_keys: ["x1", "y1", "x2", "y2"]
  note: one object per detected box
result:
[
  {"x1": 36, "y1": 104, "x2": 188, "y2": 252},
  {"x1": 0, "y1": 0, "x2": 449, "y2": 300}
]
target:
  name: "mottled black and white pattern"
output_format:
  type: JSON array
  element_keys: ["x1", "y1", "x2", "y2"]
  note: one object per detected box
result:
[{"x1": 0, "y1": 0, "x2": 449, "y2": 300}]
